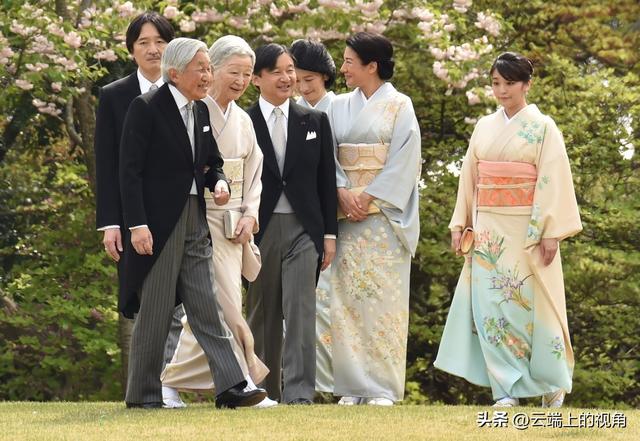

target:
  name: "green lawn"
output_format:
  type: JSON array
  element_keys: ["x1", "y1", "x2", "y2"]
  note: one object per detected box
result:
[{"x1": 0, "y1": 402, "x2": 636, "y2": 441}]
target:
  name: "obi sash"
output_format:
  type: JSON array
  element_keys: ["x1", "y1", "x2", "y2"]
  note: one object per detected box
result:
[
  {"x1": 222, "y1": 158, "x2": 244, "y2": 202},
  {"x1": 477, "y1": 160, "x2": 537, "y2": 210},
  {"x1": 337, "y1": 142, "x2": 388, "y2": 219}
]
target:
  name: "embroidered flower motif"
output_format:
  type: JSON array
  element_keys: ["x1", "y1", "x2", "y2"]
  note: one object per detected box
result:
[
  {"x1": 517, "y1": 119, "x2": 544, "y2": 144},
  {"x1": 474, "y1": 229, "x2": 505, "y2": 270},
  {"x1": 527, "y1": 203, "x2": 542, "y2": 241},
  {"x1": 484, "y1": 316, "x2": 531, "y2": 359},
  {"x1": 550, "y1": 336, "x2": 565, "y2": 359},
  {"x1": 537, "y1": 175, "x2": 550, "y2": 190},
  {"x1": 489, "y1": 264, "x2": 533, "y2": 311}
]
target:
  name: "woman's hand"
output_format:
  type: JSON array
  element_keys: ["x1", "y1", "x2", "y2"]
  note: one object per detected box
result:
[
  {"x1": 540, "y1": 238, "x2": 559, "y2": 266},
  {"x1": 451, "y1": 230, "x2": 462, "y2": 256},
  {"x1": 231, "y1": 216, "x2": 255, "y2": 245},
  {"x1": 337, "y1": 188, "x2": 368, "y2": 222}
]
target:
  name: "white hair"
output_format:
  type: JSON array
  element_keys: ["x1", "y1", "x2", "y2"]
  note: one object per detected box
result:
[
  {"x1": 208, "y1": 35, "x2": 255, "y2": 70},
  {"x1": 161, "y1": 37, "x2": 208, "y2": 83}
]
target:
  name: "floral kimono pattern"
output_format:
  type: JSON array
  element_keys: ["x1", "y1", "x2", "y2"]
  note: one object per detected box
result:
[{"x1": 434, "y1": 105, "x2": 581, "y2": 399}]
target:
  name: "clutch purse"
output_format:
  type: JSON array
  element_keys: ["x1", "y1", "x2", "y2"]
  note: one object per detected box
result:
[
  {"x1": 223, "y1": 210, "x2": 242, "y2": 239},
  {"x1": 459, "y1": 227, "x2": 474, "y2": 254}
]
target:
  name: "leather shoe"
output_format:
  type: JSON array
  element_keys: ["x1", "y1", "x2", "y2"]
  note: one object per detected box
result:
[
  {"x1": 287, "y1": 398, "x2": 313, "y2": 405},
  {"x1": 126, "y1": 401, "x2": 163, "y2": 409},
  {"x1": 216, "y1": 385, "x2": 267, "y2": 409}
]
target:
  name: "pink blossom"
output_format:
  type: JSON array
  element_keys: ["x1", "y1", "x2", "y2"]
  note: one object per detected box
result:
[
  {"x1": 94, "y1": 49, "x2": 118, "y2": 62},
  {"x1": 31, "y1": 35, "x2": 55, "y2": 54},
  {"x1": 38, "y1": 103, "x2": 62, "y2": 117},
  {"x1": 453, "y1": 0, "x2": 473, "y2": 13},
  {"x1": 289, "y1": 0, "x2": 311, "y2": 14},
  {"x1": 47, "y1": 23, "x2": 66, "y2": 38},
  {"x1": 51, "y1": 82, "x2": 62, "y2": 92},
  {"x1": 191, "y1": 12, "x2": 210, "y2": 23},
  {"x1": 15, "y1": 79, "x2": 34, "y2": 90},
  {"x1": 117, "y1": 1, "x2": 137, "y2": 18},
  {"x1": 179, "y1": 20, "x2": 196, "y2": 33},
  {"x1": 318, "y1": 0, "x2": 347, "y2": 10},
  {"x1": 466, "y1": 90, "x2": 481, "y2": 105},
  {"x1": 10, "y1": 20, "x2": 36, "y2": 37},
  {"x1": 475, "y1": 12, "x2": 501, "y2": 36},
  {"x1": 269, "y1": 4, "x2": 284, "y2": 17},
  {"x1": 444, "y1": 23, "x2": 456, "y2": 32},
  {"x1": 392, "y1": 9, "x2": 408, "y2": 19},
  {"x1": 365, "y1": 22, "x2": 387, "y2": 34},
  {"x1": 32, "y1": 98, "x2": 47, "y2": 107},
  {"x1": 25, "y1": 62, "x2": 49, "y2": 72},
  {"x1": 260, "y1": 22, "x2": 273, "y2": 33},
  {"x1": 432, "y1": 61, "x2": 450, "y2": 82},
  {"x1": 204, "y1": 10, "x2": 225, "y2": 23},
  {"x1": 464, "y1": 117, "x2": 477, "y2": 125},
  {"x1": 64, "y1": 31, "x2": 82, "y2": 49},
  {"x1": 411, "y1": 7, "x2": 434, "y2": 22},
  {"x1": 164, "y1": 6, "x2": 179, "y2": 19},
  {"x1": 228, "y1": 17, "x2": 248, "y2": 29},
  {"x1": 286, "y1": 28, "x2": 304, "y2": 38},
  {"x1": 430, "y1": 47, "x2": 446, "y2": 60}
]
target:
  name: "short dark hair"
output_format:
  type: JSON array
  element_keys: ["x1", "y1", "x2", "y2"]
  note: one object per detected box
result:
[
  {"x1": 289, "y1": 39, "x2": 336, "y2": 88},
  {"x1": 253, "y1": 44, "x2": 295, "y2": 75},
  {"x1": 346, "y1": 32, "x2": 394, "y2": 80},
  {"x1": 490, "y1": 52, "x2": 533, "y2": 82},
  {"x1": 125, "y1": 12, "x2": 175, "y2": 54}
]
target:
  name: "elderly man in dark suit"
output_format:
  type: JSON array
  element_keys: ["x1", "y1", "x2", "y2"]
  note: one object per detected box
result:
[
  {"x1": 94, "y1": 12, "x2": 187, "y2": 408},
  {"x1": 246, "y1": 44, "x2": 338, "y2": 404},
  {"x1": 119, "y1": 37, "x2": 266, "y2": 409}
]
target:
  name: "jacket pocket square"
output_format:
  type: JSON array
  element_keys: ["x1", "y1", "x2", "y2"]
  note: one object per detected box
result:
[
  {"x1": 306, "y1": 131, "x2": 317, "y2": 140},
  {"x1": 203, "y1": 126, "x2": 210, "y2": 132}
]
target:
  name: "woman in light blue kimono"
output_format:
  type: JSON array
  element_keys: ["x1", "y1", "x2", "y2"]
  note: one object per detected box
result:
[
  {"x1": 328, "y1": 32, "x2": 421, "y2": 406},
  {"x1": 290, "y1": 39, "x2": 337, "y2": 395}
]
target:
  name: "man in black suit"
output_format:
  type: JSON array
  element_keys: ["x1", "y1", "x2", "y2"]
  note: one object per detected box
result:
[
  {"x1": 246, "y1": 44, "x2": 338, "y2": 404},
  {"x1": 119, "y1": 37, "x2": 266, "y2": 409},
  {"x1": 94, "y1": 13, "x2": 187, "y2": 407}
]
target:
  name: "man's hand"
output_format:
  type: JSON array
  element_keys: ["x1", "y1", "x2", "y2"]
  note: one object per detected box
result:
[
  {"x1": 540, "y1": 237, "x2": 558, "y2": 266},
  {"x1": 337, "y1": 188, "x2": 367, "y2": 222},
  {"x1": 213, "y1": 180, "x2": 230, "y2": 205},
  {"x1": 131, "y1": 227, "x2": 153, "y2": 255},
  {"x1": 321, "y1": 238, "x2": 336, "y2": 271},
  {"x1": 231, "y1": 216, "x2": 255, "y2": 245},
  {"x1": 451, "y1": 230, "x2": 462, "y2": 256},
  {"x1": 103, "y1": 228, "x2": 123, "y2": 262}
]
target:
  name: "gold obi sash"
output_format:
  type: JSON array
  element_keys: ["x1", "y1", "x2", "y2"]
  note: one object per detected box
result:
[
  {"x1": 337, "y1": 142, "x2": 388, "y2": 219},
  {"x1": 477, "y1": 160, "x2": 536, "y2": 213},
  {"x1": 223, "y1": 158, "x2": 244, "y2": 201}
]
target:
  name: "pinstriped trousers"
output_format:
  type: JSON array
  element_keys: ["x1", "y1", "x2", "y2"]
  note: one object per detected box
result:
[
  {"x1": 125, "y1": 196, "x2": 244, "y2": 404},
  {"x1": 246, "y1": 213, "x2": 319, "y2": 403}
]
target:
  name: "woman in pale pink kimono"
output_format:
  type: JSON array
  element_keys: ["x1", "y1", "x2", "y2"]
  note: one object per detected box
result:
[
  {"x1": 434, "y1": 52, "x2": 582, "y2": 408},
  {"x1": 161, "y1": 35, "x2": 276, "y2": 408},
  {"x1": 290, "y1": 38, "x2": 337, "y2": 395}
]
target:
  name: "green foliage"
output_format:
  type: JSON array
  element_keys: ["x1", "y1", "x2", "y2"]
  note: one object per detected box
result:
[{"x1": 0, "y1": 146, "x2": 120, "y2": 400}]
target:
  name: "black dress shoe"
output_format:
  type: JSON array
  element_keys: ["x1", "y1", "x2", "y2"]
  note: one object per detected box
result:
[
  {"x1": 215, "y1": 386, "x2": 267, "y2": 409},
  {"x1": 287, "y1": 398, "x2": 313, "y2": 405},
  {"x1": 126, "y1": 401, "x2": 163, "y2": 409}
]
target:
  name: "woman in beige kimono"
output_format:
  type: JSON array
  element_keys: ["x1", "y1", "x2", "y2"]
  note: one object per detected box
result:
[
  {"x1": 289, "y1": 38, "x2": 337, "y2": 395},
  {"x1": 161, "y1": 35, "x2": 276, "y2": 408},
  {"x1": 328, "y1": 33, "x2": 421, "y2": 406},
  {"x1": 434, "y1": 52, "x2": 582, "y2": 408}
]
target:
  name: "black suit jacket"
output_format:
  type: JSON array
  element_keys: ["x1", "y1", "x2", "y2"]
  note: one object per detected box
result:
[
  {"x1": 95, "y1": 71, "x2": 141, "y2": 229},
  {"x1": 247, "y1": 100, "x2": 337, "y2": 256},
  {"x1": 118, "y1": 83, "x2": 226, "y2": 318},
  {"x1": 94, "y1": 72, "x2": 140, "y2": 313}
]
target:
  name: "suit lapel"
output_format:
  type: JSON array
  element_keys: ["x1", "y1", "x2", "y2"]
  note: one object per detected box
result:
[
  {"x1": 156, "y1": 84, "x2": 193, "y2": 164},
  {"x1": 283, "y1": 101, "x2": 307, "y2": 178},
  {"x1": 248, "y1": 102, "x2": 281, "y2": 178}
]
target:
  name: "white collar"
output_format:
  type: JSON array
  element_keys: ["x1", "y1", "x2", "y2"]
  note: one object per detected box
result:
[
  {"x1": 168, "y1": 84, "x2": 190, "y2": 110},
  {"x1": 502, "y1": 105, "x2": 529, "y2": 124},
  {"x1": 137, "y1": 69, "x2": 163, "y2": 94},
  {"x1": 259, "y1": 95, "x2": 290, "y2": 122},
  {"x1": 212, "y1": 98, "x2": 232, "y2": 121}
]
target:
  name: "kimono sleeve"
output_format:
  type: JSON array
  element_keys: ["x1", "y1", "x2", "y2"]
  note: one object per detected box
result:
[
  {"x1": 448, "y1": 124, "x2": 480, "y2": 232},
  {"x1": 525, "y1": 117, "x2": 582, "y2": 248}
]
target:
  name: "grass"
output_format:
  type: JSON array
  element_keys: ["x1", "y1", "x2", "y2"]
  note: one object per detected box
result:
[{"x1": 0, "y1": 402, "x2": 637, "y2": 441}]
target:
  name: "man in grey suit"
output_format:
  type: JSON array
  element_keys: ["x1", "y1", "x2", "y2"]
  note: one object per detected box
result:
[
  {"x1": 119, "y1": 37, "x2": 266, "y2": 409},
  {"x1": 246, "y1": 44, "x2": 338, "y2": 404}
]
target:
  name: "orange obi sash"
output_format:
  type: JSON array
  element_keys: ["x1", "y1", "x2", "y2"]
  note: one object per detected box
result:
[{"x1": 477, "y1": 160, "x2": 537, "y2": 207}]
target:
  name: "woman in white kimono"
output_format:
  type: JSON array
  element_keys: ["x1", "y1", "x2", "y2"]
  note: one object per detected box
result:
[
  {"x1": 434, "y1": 52, "x2": 582, "y2": 408},
  {"x1": 289, "y1": 39, "x2": 337, "y2": 395},
  {"x1": 328, "y1": 32, "x2": 421, "y2": 406},
  {"x1": 161, "y1": 35, "x2": 276, "y2": 408}
]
